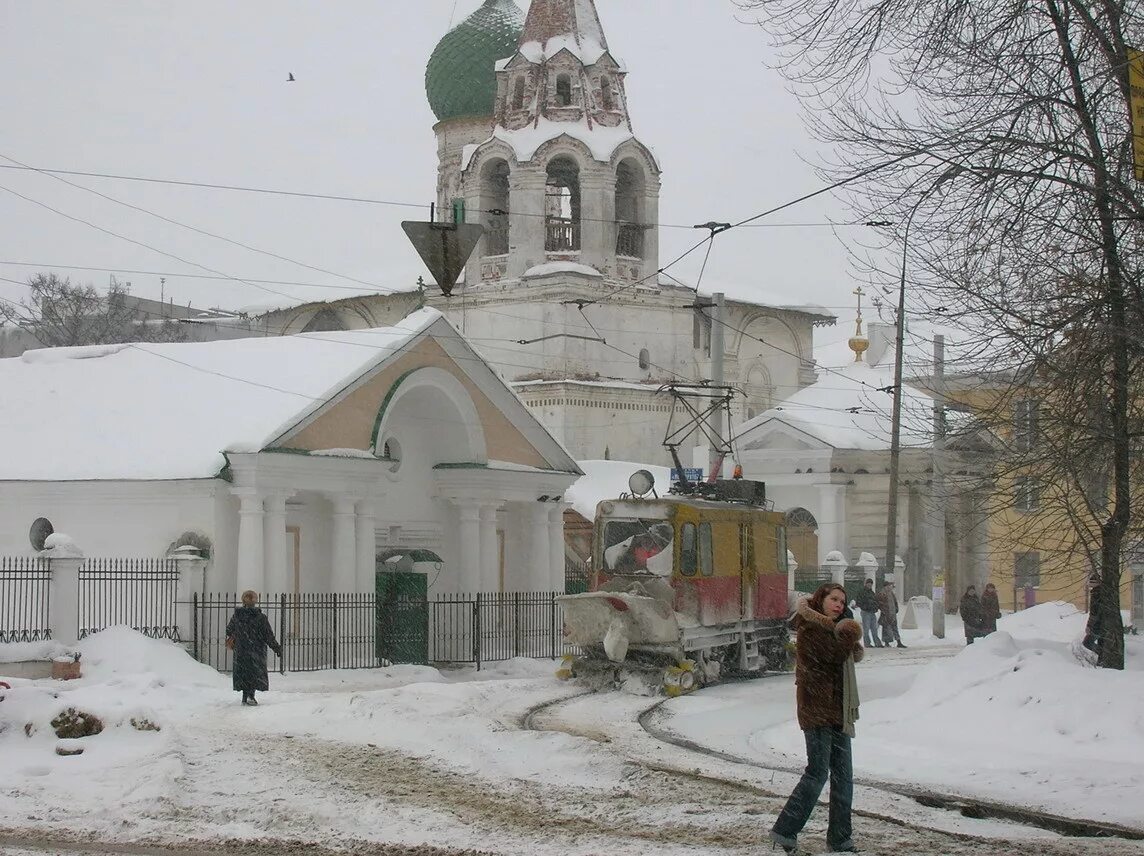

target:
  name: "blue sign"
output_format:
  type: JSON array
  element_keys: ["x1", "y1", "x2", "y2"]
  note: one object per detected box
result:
[{"x1": 671, "y1": 467, "x2": 704, "y2": 483}]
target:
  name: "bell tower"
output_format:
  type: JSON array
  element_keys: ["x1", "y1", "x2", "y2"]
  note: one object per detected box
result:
[{"x1": 432, "y1": 0, "x2": 661, "y2": 289}]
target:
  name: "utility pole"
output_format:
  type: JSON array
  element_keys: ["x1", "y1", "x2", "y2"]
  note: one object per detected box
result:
[
  {"x1": 931, "y1": 334, "x2": 946, "y2": 638},
  {"x1": 709, "y1": 292, "x2": 726, "y2": 479}
]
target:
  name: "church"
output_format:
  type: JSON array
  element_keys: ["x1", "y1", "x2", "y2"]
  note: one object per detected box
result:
[{"x1": 251, "y1": 0, "x2": 836, "y2": 466}]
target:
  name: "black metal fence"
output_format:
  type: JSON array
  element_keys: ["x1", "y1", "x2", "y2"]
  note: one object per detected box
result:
[
  {"x1": 190, "y1": 590, "x2": 571, "y2": 673},
  {"x1": 0, "y1": 556, "x2": 51, "y2": 642},
  {"x1": 79, "y1": 558, "x2": 180, "y2": 640}
]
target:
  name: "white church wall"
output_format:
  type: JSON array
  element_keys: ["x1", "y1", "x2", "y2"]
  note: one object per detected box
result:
[{"x1": 0, "y1": 480, "x2": 221, "y2": 559}]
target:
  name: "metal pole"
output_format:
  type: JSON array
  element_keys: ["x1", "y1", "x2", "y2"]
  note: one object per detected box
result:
[
  {"x1": 931, "y1": 335, "x2": 946, "y2": 638},
  {"x1": 709, "y1": 292, "x2": 726, "y2": 479},
  {"x1": 884, "y1": 211, "x2": 914, "y2": 588}
]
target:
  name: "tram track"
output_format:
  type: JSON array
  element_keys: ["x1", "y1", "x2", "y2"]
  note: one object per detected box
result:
[{"x1": 520, "y1": 687, "x2": 1144, "y2": 846}]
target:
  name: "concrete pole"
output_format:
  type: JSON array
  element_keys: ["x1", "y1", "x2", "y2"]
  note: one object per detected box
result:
[
  {"x1": 264, "y1": 494, "x2": 289, "y2": 596},
  {"x1": 709, "y1": 292, "x2": 726, "y2": 479},
  {"x1": 457, "y1": 504, "x2": 482, "y2": 592},
  {"x1": 932, "y1": 335, "x2": 946, "y2": 638},
  {"x1": 331, "y1": 497, "x2": 357, "y2": 592},
  {"x1": 47, "y1": 550, "x2": 85, "y2": 646},
  {"x1": 479, "y1": 504, "x2": 500, "y2": 592},
  {"x1": 235, "y1": 492, "x2": 266, "y2": 595}
]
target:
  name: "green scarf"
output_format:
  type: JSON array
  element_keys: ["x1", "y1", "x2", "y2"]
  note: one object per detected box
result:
[{"x1": 842, "y1": 654, "x2": 860, "y2": 738}]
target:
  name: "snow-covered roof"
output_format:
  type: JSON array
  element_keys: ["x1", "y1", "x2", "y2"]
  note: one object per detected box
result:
[
  {"x1": 514, "y1": 378, "x2": 666, "y2": 393},
  {"x1": 518, "y1": 0, "x2": 612, "y2": 66},
  {"x1": 523, "y1": 261, "x2": 602, "y2": 278},
  {"x1": 737, "y1": 356, "x2": 934, "y2": 452},
  {"x1": 565, "y1": 459, "x2": 673, "y2": 519},
  {"x1": 462, "y1": 117, "x2": 647, "y2": 168},
  {"x1": 0, "y1": 309, "x2": 442, "y2": 481}
]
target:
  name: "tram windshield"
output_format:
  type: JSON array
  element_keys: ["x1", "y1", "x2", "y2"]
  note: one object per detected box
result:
[{"x1": 601, "y1": 518, "x2": 674, "y2": 576}]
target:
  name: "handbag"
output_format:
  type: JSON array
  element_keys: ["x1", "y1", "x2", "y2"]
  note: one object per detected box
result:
[{"x1": 225, "y1": 636, "x2": 235, "y2": 651}]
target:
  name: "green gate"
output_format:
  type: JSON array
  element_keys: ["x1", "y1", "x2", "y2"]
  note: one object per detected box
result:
[{"x1": 376, "y1": 566, "x2": 429, "y2": 664}]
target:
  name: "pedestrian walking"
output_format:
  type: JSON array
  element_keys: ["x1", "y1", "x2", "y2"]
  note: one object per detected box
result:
[
  {"x1": 980, "y1": 582, "x2": 1001, "y2": 635},
  {"x1": 959, "y1": 585, "x2": 985, "y2": 644},
  {"x1": 226, "y1": 590, "x2": 283, "y2": 706},
  {"x1": 769, "y1": 583, "x2": 863, "y2": 854},
  {"x1": 855, "y1": 578, "x2": 883, "y2": 648},
  {"x1": 877, "y1": 581, "x2": 906, "y2": 648}
]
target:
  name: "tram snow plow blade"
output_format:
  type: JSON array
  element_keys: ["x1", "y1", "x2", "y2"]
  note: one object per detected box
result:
[{"x1": 557, "y1": 590, "x2": 680, "y2": 651}]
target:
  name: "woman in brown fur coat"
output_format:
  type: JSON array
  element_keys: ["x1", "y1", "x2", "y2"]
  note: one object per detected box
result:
[{"x1": 770, "y1": 583, "x2": 864, "y2": 854}]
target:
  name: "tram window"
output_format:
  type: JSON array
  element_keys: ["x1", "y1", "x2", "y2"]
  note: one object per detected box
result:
[
  {"x1": 602, "y1": 519, "x2": 673, "y2": 574},
  {"x1": 699, "y1": 522, "x2": 714, "y2": 576},
  {"x1": 680, "y1": 523, "x2": 697, "y2": 576},
  {"x1": 740, "y1": 523, "x2": 755, "y2": 569}
]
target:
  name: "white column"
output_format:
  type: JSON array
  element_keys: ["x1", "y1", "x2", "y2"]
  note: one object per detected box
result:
[
  {"x1": 171, "y1": 550, "x2": 206, "y2": 643},
  {"x1": 263, "y1": 494, "x2": 289, "y2": 596},
  {"x1": 479, "y1": 503, "x2": 500, "y2": 593},
  {"x1": 548, "y1": 504, "x2": 567, "y2": 593},
  {"x1": 355, "y1": 500, "x2": 376, "y2": 594},
  {"x1": 815, "y1": 483, "x2": 848, "y2": 566},
  {"x1": 331, "y1": 497, "x2": 357, "y2": 592},
  {"x1": 457, "y1": 503, "x2": 482, "y2": 593},
  {"x1": 530, "y1": 503, "x2": 550, "y2": 592},
  {"x1": 235, "y1": 492, "x2": 266, "y2": 594}
]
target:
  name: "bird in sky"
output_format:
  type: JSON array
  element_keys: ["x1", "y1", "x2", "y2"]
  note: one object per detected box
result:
[{"x1": 287, "y1": 73, "x2": 295, "y2": 82}]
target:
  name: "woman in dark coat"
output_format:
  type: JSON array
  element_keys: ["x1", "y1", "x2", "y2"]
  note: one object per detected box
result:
[
  {"x1": 770, "y1": 583, "x2": 864, "y2": 854},
  {"x1": 959, "y1": 585, "x2": 985, "y2": 645},
  {"x1": 980, "y1": 583, "x2": 1001, "y2": 635},
  {"x1": 226, "y1": 590, "x2": 282, "y2": 706}
]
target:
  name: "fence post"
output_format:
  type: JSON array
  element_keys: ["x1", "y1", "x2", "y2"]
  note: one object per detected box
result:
[
  {"x1": 514, "y1": 591, "x2": 522, "y2": 657},
  {"x1": 280, "y1": 593, "x2": 287, "y2": 674},
  {"x1": 192, "y1": 592, "x2": 200, "y2": 661},
  {"x1": 551, "y1": 590, "x2": 557, "y2": 660},
  {"x1": 331, "y1": 592, "x2": 338, "y2": 670},
  {"x1": 169, "y1": 546, "x2": 206, "y2": 644},
  {"x1": 474, "y1": 592, "x2": 482, "y2": 672},
  {"x1": 44, "y1": 541, "x2": 85, "y2": 645}
]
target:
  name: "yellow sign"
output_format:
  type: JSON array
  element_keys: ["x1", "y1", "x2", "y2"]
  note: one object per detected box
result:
[{"x1": 1129, "y1": 49, "x2": 1144, "y2": 181}]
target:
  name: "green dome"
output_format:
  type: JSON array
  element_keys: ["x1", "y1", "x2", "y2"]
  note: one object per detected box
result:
[{"x1": 426, "y1": 0, "x2": 524, "y2": 122}]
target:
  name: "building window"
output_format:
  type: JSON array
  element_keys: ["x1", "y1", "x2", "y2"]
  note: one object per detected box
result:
[
  {"x1": 545, "y1": 157, "x2": 581, "y2": 251},
  {"x1": 1014, "y1": 399, "x2": 1039, "y2": 452},
  {"x1": 512, "y1": 76, "x2": 526, "y2": 110},
  {"x1": 614, "y1": 160, "x2": 645, "y2": 259},
  {"x1": 1014, "y1": 476, "x2": 1040, "y2": 512},
  {"x1": 680, "y1": 523, "x2": 697, "y2": 576},
  {"x1": 1014, "y1": 550, "x2": 1040, "y2": 588},
  {"x1": 451, "y1": 198, "x2": 465, "y2": 224},
  {"x1": 600, "y1": 76, "x2": 615, "y2": 111},
  {"x1": 555, "y1": 73, "x2": 573, "y2": 106}
]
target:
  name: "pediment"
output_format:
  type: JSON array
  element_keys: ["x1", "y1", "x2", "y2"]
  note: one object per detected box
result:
[{"x1": 741, "y1": 418, "x2": 835, "y2": 452}]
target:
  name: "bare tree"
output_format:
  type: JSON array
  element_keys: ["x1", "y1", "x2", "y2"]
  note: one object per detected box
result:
[
  {"x1": 737, "y1": 0, "x2": 1144, "y2": 667},
  {"x1": 2, "y1": 273, "x2": 187, "y2": 348}
]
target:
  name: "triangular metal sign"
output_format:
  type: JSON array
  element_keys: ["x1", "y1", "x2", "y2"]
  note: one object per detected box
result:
[{"x1": 402, "y1": 221, "x2": 485, "y2": 297}]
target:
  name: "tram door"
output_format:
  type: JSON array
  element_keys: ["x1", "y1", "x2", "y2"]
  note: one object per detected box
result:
[{"x1": 739, "y1": 519, "x2": 756, "y2": 621}]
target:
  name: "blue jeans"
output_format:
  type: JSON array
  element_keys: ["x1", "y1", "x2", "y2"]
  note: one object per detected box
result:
[
  {"x1": 771, "y1": 726, "x2": 854, "y2": 850},
  {"x1": 860, "y1": 610, "x2": 880, "y2": 646}
]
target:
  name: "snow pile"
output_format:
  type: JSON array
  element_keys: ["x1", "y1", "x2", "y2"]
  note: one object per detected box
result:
[{"x1": 565, "y1": 458, "x2": 674, "y2": 519}]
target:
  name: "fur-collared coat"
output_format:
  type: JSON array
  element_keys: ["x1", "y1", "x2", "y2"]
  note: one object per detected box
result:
[
  {"x1": 792, "y1": 597, "x2": 864, "y2": 731},
  {"x1": 226, "y1": 605, "x2": 282, "y2": 692}
]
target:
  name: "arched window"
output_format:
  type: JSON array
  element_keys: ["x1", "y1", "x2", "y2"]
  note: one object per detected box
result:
[
  {"x1": 545, "y1": 157, "x2": 581, "y2": 251},
  {"x1": 784, "y1": 507, "x2": 819, "y2": 570},
  {"x1": 615, "y1": 159, "x2": 645, "y2": 258},
  {"x1": 480, "y1": 159, "x2": 511, "y2": 256},
  {"x1": 555, "y1": 73, "x2": 573, "y2": 107},
  {"x1": 638, "y1": 348, "x2": 650, "y2": 370},
  {"x1": 512, "y1": 76, "x2": 526, "y2": 111},
  {"x1": 600, "y1": 75, "x2": 614, "y2": 111}
]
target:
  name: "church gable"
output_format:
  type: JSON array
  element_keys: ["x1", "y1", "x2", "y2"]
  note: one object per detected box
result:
[
  {"x1": 742, "y1": 420, "x2": 835, "y2": 453},
  {"x1": 274, "y1": 328, "x2": 569, "y2": 472}
]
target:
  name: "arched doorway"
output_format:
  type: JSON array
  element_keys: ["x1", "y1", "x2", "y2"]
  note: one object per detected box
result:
[{"x1": 784, "y1": 507, "x2": 819, "y2": 570}]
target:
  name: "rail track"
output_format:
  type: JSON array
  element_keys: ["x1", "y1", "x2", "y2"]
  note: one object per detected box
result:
[{"x1": 520, "y1": 688, "x2": 1144, "y2": 847}]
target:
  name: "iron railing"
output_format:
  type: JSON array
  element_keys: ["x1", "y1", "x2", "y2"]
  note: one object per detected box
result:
[
  {"x1": 189, "y1": 590, "x2": 572, "y2": 673},
  {"x1": 78, "y1": 558, "x2": 180, "y2": 640},
  {"x1": 616, "y1": 222, "x2": 645, "y2": 258},
  {"x1": 484, "y1": 221, "x2": 509, "y2": 255},
  {"x1": 0, "y1": 556, "x2": 51, "y2": 642}
]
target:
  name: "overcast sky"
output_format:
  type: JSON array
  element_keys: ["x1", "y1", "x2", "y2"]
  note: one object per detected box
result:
[{"x1": 0, "y1": 0, "x2": 868, "y2": 338}]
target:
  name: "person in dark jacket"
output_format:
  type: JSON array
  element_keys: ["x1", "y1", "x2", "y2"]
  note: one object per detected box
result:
[
  {"x1": 877, "y1": 581, "x2": 906, "y2": 648},
  {"x1": 855, "y1": 578, "x2": 883, "y2": 648},
  {"x1": 980, "y1": 582, "x2": 1001, "y2": 635},
  {"x1": 959, "y1": 585, "x2": 985, "y2": 645},
  {"x1": 769, "y1": 583, "x2": 863, "y2": 854},
  {"x1": 226, "y1": 590, "x2": 282, "y2": 706}
]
